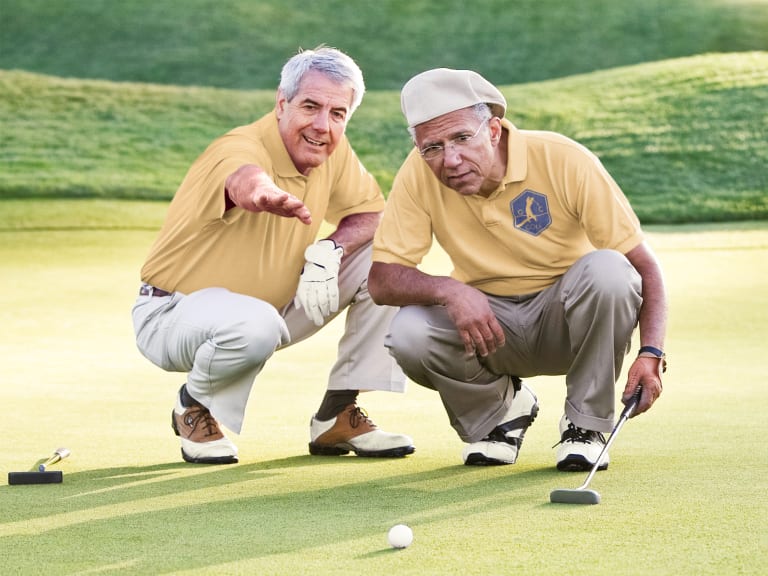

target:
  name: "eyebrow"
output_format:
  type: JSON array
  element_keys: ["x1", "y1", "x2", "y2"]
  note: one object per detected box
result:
[
  {"x1": 422, "y1": 127, "x2": 474, "y2": 147},
  {"x1": 299, "y1": 97, "x2": 349, "y2": 114}
]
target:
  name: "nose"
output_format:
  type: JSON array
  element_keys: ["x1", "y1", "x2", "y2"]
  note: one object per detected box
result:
[
  {"x1": 442, "y1": 143, "x2": 462, "y2": 167},
  {"x1": 312, "y1": 108, "x2": 330, "y2": 132}
]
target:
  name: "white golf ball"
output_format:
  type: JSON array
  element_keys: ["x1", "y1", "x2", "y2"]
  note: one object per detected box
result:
[{"x1": 387, "y1": 524, "x2": 413, "y2": 549}]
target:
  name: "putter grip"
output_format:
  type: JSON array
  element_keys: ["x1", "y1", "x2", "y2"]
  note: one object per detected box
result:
[{"x1": 621, "y1": 386, "x2": 643, "y2": 418}]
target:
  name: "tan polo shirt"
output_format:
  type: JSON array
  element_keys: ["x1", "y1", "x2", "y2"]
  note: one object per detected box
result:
[
  {"x1": 372, "y1": 119, "x2": 643, "y2": 296},
  {"x1": 141, "y1": 112, "x2": 385, "y2": 308}
]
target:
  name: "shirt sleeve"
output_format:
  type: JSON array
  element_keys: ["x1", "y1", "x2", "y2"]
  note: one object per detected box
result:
[
  {"x1": 570, "y1": 144, "x2": 644, "y2": 254},
  {"x1": 372, "y1": 152, "x2": 434, "y2": 267}
]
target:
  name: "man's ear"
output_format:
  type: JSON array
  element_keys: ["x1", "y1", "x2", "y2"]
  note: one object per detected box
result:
[
  {"x1": 489, "y1": 116, "x2": 503, "y2": 144},
  {"x1": 276, "y1": 89, "x2": 287, "y2": 118}
]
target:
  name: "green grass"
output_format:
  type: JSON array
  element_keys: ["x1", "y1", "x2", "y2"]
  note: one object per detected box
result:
[
  {"x1": 1, "y1": 0, "x2": 767, "y2": 89},
  {"x1": 1, "y1": 212, "x2": 766, "y2": 574},
  {"x1": 2, "y1": 52, "x2": 767, "y2": 223},
  {"x1": 1, "y1": 2, "x2": 765, "y2": 573}
]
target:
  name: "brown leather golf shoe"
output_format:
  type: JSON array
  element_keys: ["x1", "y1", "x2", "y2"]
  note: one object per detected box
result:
[
  {"x1": 171, "y1": 386, "x2": 238, "y2": 464},
  {"x1": 309, "y1": 404, "x2": 415, "y2": 458}
]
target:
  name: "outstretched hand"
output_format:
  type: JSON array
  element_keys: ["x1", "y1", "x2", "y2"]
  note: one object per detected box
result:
[{"x1": 226, "y1": 165, "x2": 312, "y2": 224}]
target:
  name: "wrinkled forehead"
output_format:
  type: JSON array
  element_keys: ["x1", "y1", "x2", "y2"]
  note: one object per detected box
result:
[
  {"x1": 290, "y1": 70, "x2": 355, "y2": 108},
  {"x1": 413, "y1": 106, "x2": 479, "y2": 142}
]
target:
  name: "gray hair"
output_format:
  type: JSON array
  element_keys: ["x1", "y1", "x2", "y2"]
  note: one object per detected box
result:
[
  {"x1": 407, "y1": 102, "x2": 492, "y2": 140},
  {"x1": 279, "y1": 46, "x2": 366, "y2": 116}
]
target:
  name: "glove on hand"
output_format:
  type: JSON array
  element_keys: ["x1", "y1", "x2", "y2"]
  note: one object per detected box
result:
[{"x1": 294, "y1": 239, "x2": 344, "y2": 326}]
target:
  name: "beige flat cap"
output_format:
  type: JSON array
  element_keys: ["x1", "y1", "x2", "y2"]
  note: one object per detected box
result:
[{"x1": 401, "y1": 68, "x2": 506, "y2": 128}]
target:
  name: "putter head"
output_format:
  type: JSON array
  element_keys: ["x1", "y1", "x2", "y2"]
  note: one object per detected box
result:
[
  {"x1": 550, "y1": 488, "x2": 601, "y2": 505},
  {"x1": 8, "y1": 471, "x2": 63, "y2": 485}
]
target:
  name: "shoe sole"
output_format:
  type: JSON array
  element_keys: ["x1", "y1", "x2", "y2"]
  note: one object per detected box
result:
[
  {"x1": 463, "y1": 402, "x2": 540, "y2": 466},
  {"x1": 180, "y1": 449, "x2": 238, "y2": 465},
  {"x1": 308, "y1": 443, "x2": 415, "y2": 458},
  {"x1": 464, "y1": 453, "x2": 512, "y2": 466},
  {"x1": 556, "y1": 454, "x2": 609, "y2": 472}
]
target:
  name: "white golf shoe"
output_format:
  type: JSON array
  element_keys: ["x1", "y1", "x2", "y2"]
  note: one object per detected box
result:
[
  {"x1": 462, "y1": 382, "x2": 539, "y2": 465},
  {"x1": 554, "y1": 414, "x2": 608, "y2": 471}
]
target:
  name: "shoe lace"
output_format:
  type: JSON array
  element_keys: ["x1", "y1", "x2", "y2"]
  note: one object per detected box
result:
[
  {"x1": 552, "y1": 423, "x2": 606, "y2": 448},
  {"x1": 348, "y1": 406, "x2": 375, "y2": 430},
  {"x1": 184, "y1": 405, "x2": 220, "y2": 438}
]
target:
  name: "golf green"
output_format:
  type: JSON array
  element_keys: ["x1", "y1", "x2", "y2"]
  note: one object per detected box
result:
[{"x1": 1, "y1": 215, "x2": 765, "y2": 575}]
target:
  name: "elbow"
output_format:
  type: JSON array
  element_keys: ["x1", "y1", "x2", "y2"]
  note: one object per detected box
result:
[{"x1": 367, "y1": 263, "x2": 387, "y2": 305}]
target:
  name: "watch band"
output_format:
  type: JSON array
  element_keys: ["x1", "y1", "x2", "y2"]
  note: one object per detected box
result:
[
  {"x1": 638, "y1": 345, "x2": 664, "y2": 357},
  {"x1": 638, "y1": 345, "x2": 667, "y2": 373}
]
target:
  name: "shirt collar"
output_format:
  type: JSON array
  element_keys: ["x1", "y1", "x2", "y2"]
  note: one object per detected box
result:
[{"x1": 501, "y1": 117, "x2": 528, "y2": 184}]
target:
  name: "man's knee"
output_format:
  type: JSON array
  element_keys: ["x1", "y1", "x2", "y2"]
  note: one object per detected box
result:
[
  {"x1": 386, "y1": 306, "x2": 434, "y2": 369},
  {"x1": 191, "y1": 289, "x2": 288, "y2": 364},
  {"x1": 578, "y1": 250, "x2": 642, "y2": 300}
]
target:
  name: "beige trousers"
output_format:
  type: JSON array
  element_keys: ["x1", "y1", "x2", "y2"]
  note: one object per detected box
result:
[
  {"x1": 385, "y1": 250, "x2": 642, "y2": 442},
  {"x1": 132, "y1": 242, "x2": 405, "y2": 433}
]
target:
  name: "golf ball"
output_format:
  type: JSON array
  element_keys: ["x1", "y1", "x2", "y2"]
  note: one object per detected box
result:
[{"x1": 387, "y1": 524, "x2": 413, "y2": 549}]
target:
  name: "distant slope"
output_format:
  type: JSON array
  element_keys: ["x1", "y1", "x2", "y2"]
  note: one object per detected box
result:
[
  {"x1": 0, "y1": 0, "x2": 767, "y2": 89},
  {"x1": 1, "y1": 52, "x2": 766, "y2": 223},
  {"x1": 502, "y1": 52, "x2": 768, "y2": 222}
]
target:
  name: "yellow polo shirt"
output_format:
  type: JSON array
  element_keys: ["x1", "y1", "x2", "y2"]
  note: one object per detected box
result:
[
  {"x1": 141, "y1": 112, "x2": 385, "y2": 308},
  {"x1": 372, "y1": 119, "x2": 643, "y2": 296}
]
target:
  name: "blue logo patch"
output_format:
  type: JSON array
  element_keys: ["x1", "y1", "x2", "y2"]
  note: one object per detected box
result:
[{"x1": 510, "y1": 189, "x2": 551, "y2": 236}]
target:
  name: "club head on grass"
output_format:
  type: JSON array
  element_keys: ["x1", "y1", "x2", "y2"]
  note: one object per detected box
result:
[{"x1": 550, "y1": 488, "x2": 601, "y2": 505}]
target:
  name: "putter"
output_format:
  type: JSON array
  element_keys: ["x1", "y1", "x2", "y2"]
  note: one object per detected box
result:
[
  {"x1": 550, "y1": 388, "x2": 641, "y2": 505},
  {"x1": 7, "y1": 447, "x2": 71, "y2": 485}
]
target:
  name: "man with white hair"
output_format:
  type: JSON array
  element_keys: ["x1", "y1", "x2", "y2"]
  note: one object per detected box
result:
[
  {"x1": 133, "y1": 47, "x2": 414, "y2": 464},
  {"x1": 369, "y1": 68, "x2": 667, "y2": 470}
]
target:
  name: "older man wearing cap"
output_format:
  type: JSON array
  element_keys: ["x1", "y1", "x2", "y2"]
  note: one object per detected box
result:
[{"x1": 368, "y1": 68, "x2": 668, "y2": 470}]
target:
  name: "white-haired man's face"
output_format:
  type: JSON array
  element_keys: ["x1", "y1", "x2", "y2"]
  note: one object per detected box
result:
[{"x1": 276, "y1": 70, "x2": 353, "y2": 176}]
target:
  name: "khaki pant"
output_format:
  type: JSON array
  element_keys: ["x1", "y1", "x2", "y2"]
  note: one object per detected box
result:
[
  {"x1": 132, "y1": 242, "x2": 405, "y2": 433},
  {"x1": 385, "y1": 250, "x2": 642, "y2": 442}
]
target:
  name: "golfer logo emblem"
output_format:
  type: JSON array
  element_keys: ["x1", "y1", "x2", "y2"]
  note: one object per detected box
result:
[{"x1": 511, "y1": 189, "x2": 551, "y2": 236}]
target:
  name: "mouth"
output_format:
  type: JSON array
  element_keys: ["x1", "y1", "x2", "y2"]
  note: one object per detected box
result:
[
  {"x1": 303, "y1": 134, "x2": 326, "y2": 148},
  {"x1": 446, "y1": 170, "x2": 472, "y2": 183}
]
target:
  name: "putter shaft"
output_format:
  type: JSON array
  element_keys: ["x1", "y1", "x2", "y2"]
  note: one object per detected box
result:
[
  {"x1": 38, "y1": 447, "x2": 71, "y2": 472},
  {"x1": 550, "y1": 388, "x2": 642, "y2": 504}
]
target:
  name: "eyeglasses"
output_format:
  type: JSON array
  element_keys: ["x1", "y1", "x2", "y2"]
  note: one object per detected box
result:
[{"x1": 417, "y1": 119, "x2": 489, "y2": 161}]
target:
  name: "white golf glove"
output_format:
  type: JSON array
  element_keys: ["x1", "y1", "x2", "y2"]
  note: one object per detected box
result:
[{"x1": 294, "y1": 239, "x2": 344, "y2": 326}]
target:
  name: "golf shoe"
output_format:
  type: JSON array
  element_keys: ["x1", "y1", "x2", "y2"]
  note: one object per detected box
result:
[
  {"x1": 462, "y1": 382, "x2": 539, "y2": 465},
  {"x1": 554, "y1": 414, "x2": 608, "y2": 471},
  {"x1": 171, "y1": 385, "x2": 238, "y2": 464},
  {"x1": 309, "y1": 404, "x2": 415, "y2": 457}
]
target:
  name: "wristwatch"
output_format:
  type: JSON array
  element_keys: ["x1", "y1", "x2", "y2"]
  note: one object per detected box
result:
[{"x1": 638, "y1": 345, "x2": 667, "y2": 373}]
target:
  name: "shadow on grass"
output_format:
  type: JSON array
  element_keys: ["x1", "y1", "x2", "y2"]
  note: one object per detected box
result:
[{"x1": 0, "y1": 455, "x2": 562, "y2": 572}]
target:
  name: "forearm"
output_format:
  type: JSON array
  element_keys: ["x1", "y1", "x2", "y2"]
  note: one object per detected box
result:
[
  {"x1": 637, "y1": 276, "x2": 668, "y2": 350},
  {"x1": 627, "y1": 243, "x2": 668, "y2": 350},
  {"x1": 369, "y1": 261, "x2": 507, "y2": 356},
  {"x1": 327, "y1": 212, "x2": 382, "y2": 256},
  {"x1": 225, "y1": 165, "x2": 270, "y2": 209},
  {"x1": 368, "y1": 261, "x2": 458, "y2": 307}
]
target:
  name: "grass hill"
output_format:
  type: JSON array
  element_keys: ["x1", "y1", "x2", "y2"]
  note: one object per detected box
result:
[
  {"x1": 1, "y1": 52, "x2": 766, "y2": 224},
  {"x1": 1, "y1": 0, "x2": 767, "y2": 90}
]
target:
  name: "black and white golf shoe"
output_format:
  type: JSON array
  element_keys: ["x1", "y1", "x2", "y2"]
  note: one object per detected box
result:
[
  {"x1": 554, "y1": 414, "x2": 608, "y2": 472},
  {"x1": 462, "y1": 382, "x2": 539, "y2": 466}
]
